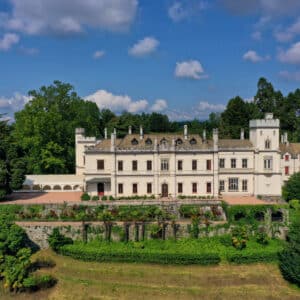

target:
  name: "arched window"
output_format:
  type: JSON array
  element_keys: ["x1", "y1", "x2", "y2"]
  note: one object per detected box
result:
[
  {"x1": 160, "y1": 138, "x2": 168, "y2": 145},
  {"x1": 175, "y1": 138, "x2": 183, "y2": 145},
  {"x1": 145, "y1": 138, "x2": 152, "y2": 145},
  {"x1": 131, "y1": 138, "x2": 138, "y2": 145},
  {"x1": 265, "y1": 139, "x2": 271, "y2": 149},
  {"x1": 190, "y1": 138, "x2": 197, "y2": 145}
]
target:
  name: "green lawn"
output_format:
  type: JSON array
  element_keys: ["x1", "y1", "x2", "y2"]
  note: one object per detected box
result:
[{"x1": 0, "y1": 249, "x2": 299, "y2": 300}]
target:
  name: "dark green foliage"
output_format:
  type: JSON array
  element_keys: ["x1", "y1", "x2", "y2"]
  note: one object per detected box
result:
[
  {"x1": 279, "y1": 212, "x2": 300, "y2": 286},
  {"x1": 282, "y1": 172, "x2": 300, "y2": 202},
  {"x1": 48, "y1": 228, "x2": 73, "y2": 252},
  {"x1": 256, "y1": 226, "x2": 269, "y2": 245},
  {"x1": 231, "y1": 226, "x2": 249, "y2": 250},
  {"x1": 92, "y1": 195, "x2": 99, "y2": 201},
  {"x1": 23, "y1": 274, "x2": 57, "y2": 291},
  {"x1": 81, "y1": 193, "x2": 91, "y2": 201}
]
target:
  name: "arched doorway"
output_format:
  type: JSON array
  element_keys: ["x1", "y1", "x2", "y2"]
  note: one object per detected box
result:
[
  {"x1": 98, "y1": 183, "x2": 104, "y2": 196},
  {"x1": 162, "y1": 183, "x2": 168, "y2": 197}
]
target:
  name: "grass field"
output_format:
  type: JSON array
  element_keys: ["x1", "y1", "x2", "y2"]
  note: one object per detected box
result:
[{"x1": 0, "y1": 249, "x2": 299, "y2": 300}]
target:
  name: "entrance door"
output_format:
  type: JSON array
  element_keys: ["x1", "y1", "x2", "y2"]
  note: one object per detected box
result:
[
  {"x1": 97, "y1": 183, "x2": 104, "y2": 196},
  {"x1": 162, "y1": 183, "x2": 168, "y2": 197}
]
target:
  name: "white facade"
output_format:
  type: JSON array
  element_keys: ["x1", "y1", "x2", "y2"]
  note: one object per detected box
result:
[{"x1": 23, "y1": 113, "x2": 300, "y2": 198}]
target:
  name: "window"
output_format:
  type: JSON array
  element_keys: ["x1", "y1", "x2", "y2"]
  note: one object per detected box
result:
[
  {"x1": 265, "y1": 139, "x2": 271, "y2": 149},
  {"x1": 219, "y1": 180, "x2": 225, "y2": 192},
  {"x1": 176, "y1": 138, "x2": 183, "y2": 145},
  {"x1": 147, "y1": 160, "x2": 152, "y2": 171},
  {"x1": 242, "y1": 159, "x2": 248, "y2": 168},
  {"x1": 231, "y1": 159, "x2": 236, "y2": 168},
  {"x1": 147, "y1": 183, "x2": 152, "y2": 194},
  {"x1": 131, "y1": 138, "x2": 138, "y2": 145},
  {"x1": 177, "y1": 160, "x2": 183, "y2": 171},
  {"x1": 118, "y1": 160, "x2": 123, "y2": 171},
  {"x1": 264, "y1": 158, "x2": 272, "y2": 170},
  {"x1": 178, "y1": 183, "x2": 183, "y2": 193},
  {"x1": 229, "y1": 178, "x2": 239, "y2": 191},
  {"x1": 192, "y1": 182, "x2": 197, "y2": 193},
  {"x1": 206, "y1": 160, "x2": 212, "y2": 170},
  {"x1": 190, "y1": 138, "x2": 197, "y2": 145},
  {"x1": 206, "y1": 182, "x2": 212, "y2": 193},
  {"x1": 118, "y1": 183, "x2": 123, "y2": 194},
  {"x1": 192, "y1": 160, "x2": 197, "y2": 170},
  {"x1": 161, "y1": 159, "x2": 169, "y2": 171},
  {"x1": 285, "y1": 166, "x2": 289, "y2": 175},
  {"x1": 132, "y1": 160, "x2": 138, "y2": 171},
  {"x1": 97, "y1": 160, "x2": 104, "y2": 170},
  {"x1": 285, "y1": 154, "x2": 289, "y2": 161},
  {"x1": 145, "y1": 138, "x2": 152, "y2": 145},
  {"x1": 219, "y1": 158, "x2": 225, "y2": 168},
  {"x1": 83, "y1": 156, "x2": 85, "y2": 165},
  {"x1": 132, "y1": 183, "x2": 138, "y2": 194},
  {"x1": 242, "y1": 180, "x2": 248, "y2": 192}
]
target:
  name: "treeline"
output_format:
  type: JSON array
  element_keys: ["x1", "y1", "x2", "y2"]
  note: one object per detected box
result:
[{"x1": 0, "y1": 77, "x2": 300, "y2": 189}]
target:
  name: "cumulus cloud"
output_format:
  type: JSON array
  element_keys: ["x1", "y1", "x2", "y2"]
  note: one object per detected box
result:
[
  {"x1": 278, "y1": 42, "x2": 300, "y2": 64},
  {"x1": 0, "y1": 33, "x2": 19, "y2": 50},
  {"x1": 243, "y1": 50, "x2": 270, "y2": 63},
  {"x1": 0, "y1": 0, "x2": 138, "y2": 36},
  {"x1": 175, "y1": 60, "x2": 208, "y2": 79},
  {"x1": 279, "y1": 70, "x2": 300, "y2": 82},
  {"x1": 197, "y1": 101, "x2": 225, "y2": 112},
  {"x1": 274, "y1": 18, "x2": 300, "y2": 42},
  {"x1": 168, "y1": 1, "x2": 207, "y2": 22},
  {"x1": 93, "y1": 50, "x2": 105, "y2": 59},
  {"x1": 85, "y1": 90, "x2": 148, "y2": 113},
  {"x1": 128, "y1": 37, "x2": 159, "y2": 57},
  {"x1": 0, "y1": 92, "x2": 31, "y2": 120},
  {"x1": 151, "y1": 99, "x2": 168, "y2": 112}
]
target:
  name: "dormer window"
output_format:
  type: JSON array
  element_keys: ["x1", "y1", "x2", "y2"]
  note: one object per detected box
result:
[
  {"x1": 160, "y1": 138, "x2": 167, "y2": 145},
  {"x1": 131, "y1": 138, "x2": 139, "y2": 145},
  {"x1": 145, "y1": 138, "x2": 152, "y2": 145},
  {"x1": 265, "y1": 139, "x2": 271, "y2": 149},
  {"x1": 189, "y1": 138, "x2": 197, "y2": 145},
  {"x1": 176, "y1": 138, "x2": 183, "y2": 145}
]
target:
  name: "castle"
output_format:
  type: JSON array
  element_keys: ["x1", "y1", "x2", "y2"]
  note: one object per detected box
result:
[{"x1": 24, "y1": 113, "x2": 300, "y2": 198}]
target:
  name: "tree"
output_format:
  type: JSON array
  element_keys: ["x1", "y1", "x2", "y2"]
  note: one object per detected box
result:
[
  {"x1": 13, "y1": 81, "x2": 101, "y2": 174},
  {"x1": 0, "y1": 116, "x2": 26, "y2": 200},
  {"x1": 282, "y1": 172, "x2": 300, "y2": 202},
  {"x1": 279, "y1": 212, "x2": 300, "y2": 286}
]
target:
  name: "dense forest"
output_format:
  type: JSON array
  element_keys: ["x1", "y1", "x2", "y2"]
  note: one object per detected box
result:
[{"x1": 0, "y1": 77, "x2": 300, "y2": 196}]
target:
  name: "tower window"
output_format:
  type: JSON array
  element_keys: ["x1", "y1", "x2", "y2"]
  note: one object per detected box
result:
[{"x1": 265, "y1": 139, "x2": 271, "y2": 149}]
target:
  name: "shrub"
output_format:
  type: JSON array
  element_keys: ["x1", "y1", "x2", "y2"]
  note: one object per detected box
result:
[
  {"x1": 102, "y1": 196, "x2": 107, "y2": 201},
  {"x1": 279, "y1": 212, "x2": 300, "y2": 286},
  {"x1": 231, "y1": 226, "x2": 249, "y2": 250},
  {"x1": 81, "y1": 193, "x2": 90, "y2": 201},
  {"x1": 109, "y1": 195, "x2": 115, "y2": 201},
  {"x1": 282, "y1": 172, "x2": 300, "y2": 202},
  {"x1": 256, "y1": 226, "x2": 269, "y2": 245},
  {"x1": 23, "y1": 274, "x2": 57, "y2": 291},
  {"x1": 48, "y1": 228, "x2": 73, "y2": 252},
  {"x1": 92, "y1": 195, "x2": 99, "y2": 201},
  {"x1": 289, "y1": 199, "x2": 300, "y2": 210}
]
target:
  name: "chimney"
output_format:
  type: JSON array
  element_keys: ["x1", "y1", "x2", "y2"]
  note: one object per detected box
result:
[
  {"x1": 203, "y1": 129, "x2": 206, "y2": 142},
  {"x1": 104, "y1": 128, "x2": 107, "y2": 139},
  {"x1": 284, "y1": 132, "x2": 289, "y2": 145},
  {"x1": 240, "y1": 128, "x2": 244, "y2": 140},
  {"x1": 184, "y1": 124, "x2": 188, "y2": 140},
  {"x1": 140, "y1": 125, "x2": 143, "y2": 140},
  {"x1": 154, "y1": 138, "x2": 158, "y2": 151},
  {"x1": 171, "y1": 138, "x2": 175, "y2": 151},
  {"x1": 128, "y1": 126, "x2": 132, "y2": 135},
  {"x1": 213, "y1": 128, "x2": 218, "y2": 151},
  {"x1": 111, "y1": 133, "x2": 115, "y2": 151}
]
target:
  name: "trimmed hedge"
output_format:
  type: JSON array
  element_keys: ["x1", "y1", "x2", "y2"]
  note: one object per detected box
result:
[{"x1": 60, "y1": 243, "x2": 220, "y2": 265}]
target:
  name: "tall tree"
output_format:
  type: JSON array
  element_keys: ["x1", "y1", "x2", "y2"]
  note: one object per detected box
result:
[{"x1": 13, "y1": 81, "x2": 101, "y2": 174}]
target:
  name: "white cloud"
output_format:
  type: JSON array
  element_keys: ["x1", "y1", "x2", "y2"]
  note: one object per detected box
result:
[
  {"x1": 251, "y1": 31, "x2": 262, "y2": 40},
  {"x1": 278, "y1": 42, "x2": 300, "y2": 64},
  {"x1": 279, "y1": 70, "x2": 300, "y2": 82},
  {"x1": 93, "y1": 50, "x2": 105, "y2": 59},
  {"x1": 168, "y1": 1, "x2": 207, "y2": 22},
  {"x1": 151, "y1": 99, "x2": 168, "y2": 112},
  {"x1": 243, "y1": 50, "x2": 270, "y2": 63},
  {"x1": 128, "y1": 37, "x2": 159, "y2": 57},
  {"x1": 197, "y1": 101, "x2": 225, "y2": 112},
  {"x1": 175, "y1": 60, "x2": 208, "y2": 79},
  {"x1": 85, "y1": 90, "x2": 148, "y2": 113},
  {"x1": 0, "y1": 0, "x2": 138, "y2": 36},
  {"x1": 0, "y1": 33, "x2": 19, "y2": 51},
  {"x1": 274, "y1": 18, "x2": 300, "y2": 42}
]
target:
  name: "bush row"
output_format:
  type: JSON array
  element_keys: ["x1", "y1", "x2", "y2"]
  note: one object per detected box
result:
[{"x1": 59, "y1": 244, "x2": 221, "y2": 265}]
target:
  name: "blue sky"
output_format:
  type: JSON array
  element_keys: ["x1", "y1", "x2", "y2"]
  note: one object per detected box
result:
[{"x1": 1, "y1": 0, "x2": 300, "y2": 121}]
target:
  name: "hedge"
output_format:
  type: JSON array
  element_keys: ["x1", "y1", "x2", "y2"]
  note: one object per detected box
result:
[{"x1": 59, "y1": 244, "x2": 221, "y2": 265}]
